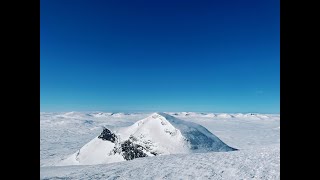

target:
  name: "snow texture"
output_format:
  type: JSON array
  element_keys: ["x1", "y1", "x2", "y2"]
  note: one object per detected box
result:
[{"x1": 40, "y1": 111, "x2": 280, "y2": 179}]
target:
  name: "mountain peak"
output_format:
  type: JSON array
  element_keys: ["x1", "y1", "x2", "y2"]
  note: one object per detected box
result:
[{"x1": 149, "y1": 112, "x2": 173, "y2": 119}]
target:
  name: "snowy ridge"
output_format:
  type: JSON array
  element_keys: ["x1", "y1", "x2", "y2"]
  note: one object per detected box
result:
[
  {"x1": 117, "y1": 113, "x2": 190, "y2": 155},
  {"x1": 155, "y1": 112, "x2": 236, "y2": 152}
]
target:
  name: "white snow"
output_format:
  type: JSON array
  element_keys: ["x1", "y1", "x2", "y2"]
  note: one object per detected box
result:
[
  {"x1": 40, "y1": 111, "x2": 280, "y2": 179},
  {"x1": 57, "y1": 137, "x2": 123, "y2": 166},
  {"x1": 41, "y1": 145, "x2": 279, "y2": 180},
  {"x1": 117, "y1": 113, "x2": 190, "y2": 155}
]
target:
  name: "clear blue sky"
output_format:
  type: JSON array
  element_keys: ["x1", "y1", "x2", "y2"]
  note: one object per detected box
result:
[{"x1": 40, "y1": 0, "x2": 279, "y2": 113}]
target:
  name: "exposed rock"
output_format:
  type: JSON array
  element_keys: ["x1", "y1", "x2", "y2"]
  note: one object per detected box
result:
[
  {"x1": 98, "y1": 127, "x2": 117, "y2": 143},
  {"x1": 120, "y1": 140, "x2": 148, "y2": 160}
]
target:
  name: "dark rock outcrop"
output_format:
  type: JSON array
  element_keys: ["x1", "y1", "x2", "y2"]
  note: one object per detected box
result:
[
  {"x1": 120, "y1": 140, "x2": 148, "y2": 160},
  {"x1": 98, "y1": 127, "x2": 117, "y2": 143}
]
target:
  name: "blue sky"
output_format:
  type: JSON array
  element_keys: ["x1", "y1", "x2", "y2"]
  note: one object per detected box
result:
[{"x1": 40, "y1": 0, "x2": 279, "y2": 113}]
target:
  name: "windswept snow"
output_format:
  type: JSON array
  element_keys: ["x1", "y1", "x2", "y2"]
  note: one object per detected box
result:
[
  {"x1": 40, "y1": 111, "x2": 279, "y2": 179},
  {"x1": 41, "y1": 145, "x2": 279, "y2": 180}
]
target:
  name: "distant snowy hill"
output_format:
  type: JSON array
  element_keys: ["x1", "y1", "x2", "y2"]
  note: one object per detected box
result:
[{"x1": 58, "y1": 113, "x2": 236, "y2": 166}]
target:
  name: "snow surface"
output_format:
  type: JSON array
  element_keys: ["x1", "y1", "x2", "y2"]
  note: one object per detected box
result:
[
  {"x1": 41, "y1": 145, "x2": 279, "y2": 180},
  {"x1": 40, "y1": 111, "x2": 280, "y2": 179},
  {"x1": 116, "y1": 113, "x2": 191, "y2": 155}
]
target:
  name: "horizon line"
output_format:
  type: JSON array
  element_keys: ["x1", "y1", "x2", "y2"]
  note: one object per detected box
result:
[{"x1": 40, "y1": 110, "x2": 280, "y2": 114}]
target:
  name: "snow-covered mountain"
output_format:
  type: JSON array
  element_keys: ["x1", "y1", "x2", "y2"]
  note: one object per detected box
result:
[{"x1": 58, "y1": 112, "x2": 237, "y2": 166}]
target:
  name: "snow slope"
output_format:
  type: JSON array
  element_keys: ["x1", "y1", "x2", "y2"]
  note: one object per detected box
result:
[
  {"x1": 155, "y1": 113, "x2": 236, "y2": 152},
  {"x1": 116, "y1": 112, "x2": 191, "y2": 155},
  {"x1": 58, "y1": 137, "x2": 123, "y2": 166}
]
